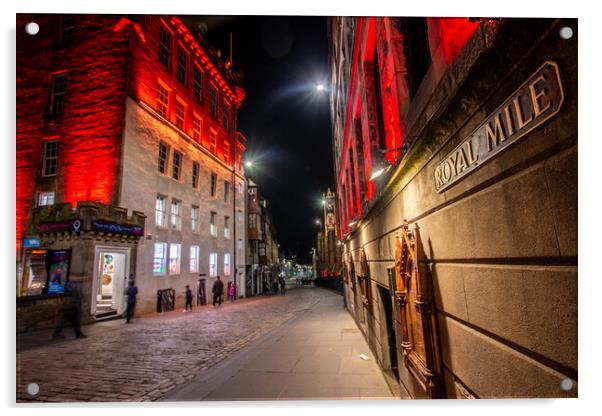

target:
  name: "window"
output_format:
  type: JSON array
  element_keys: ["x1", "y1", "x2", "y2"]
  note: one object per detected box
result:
[
  {"x1": 223, "y1": 139, "x2": 231, "y2": 164},
  {"x1": 155, "y1": 195, "x2": 167, "y2": 227},
  {"x1": 172, "y1": 151, "x2": 182, "y2": 180},
  {"x1": 175, "y1": 100, "x2": 185, "y2": 130},
  {"x1": 190, "y1": 245, "x2": 200, "y2": 273},
  {"x1": 209, "y1": 85, "x2": 218, "y2": 119},
  {"x1": 259, "y1": 242, "x2": 266, "y2": 256},
  {"x1": 153, "y1": 242, "x2": 167, "y2": 275},
  {"x1": 59, "y1": 15, "x2": 75, "y2": 47},
  {"x1": 209, "y1": 253, "x2": 218, "y2": 277},
  {"x1": 400, "y1": 18, "x2": 431, "y2": 99},
  {"x1": 209, "y1": 130, "x2": 217, "y2": 155},
  {"x1": 42, "y1": 140, "x2": 59, "y2": 177},
  {"x1": 191, "y1": 205, "x2": 199, "y2": 232},
  {"x1": 193, "y1": 67, "x2": 203, "y2": 103},
  {"x1": 224, "y1": 181, "x2": 230, "y2": 203},
  {"x1": 192, "y1": 162, "x2": 199, "y2": 188},
  {"x1": 176, "y1": 47, "x2": 188, "y2": 86},
  {"x1": 170, "y1": 199, "x2": 181, "y2": 230},
  {"x1": 192, "y1": 114, "x2": 202, "y2": 142},
  {"x1": 38, "y1": 191, "x2": 55, "y2": 206},
  {"x1": 248, "y1": 213, "x2": 257, "y2": 228},
  {"x1": 156, "y1": 83, "x2": 169, "y2": 118},
  {"x1": 49, "y1": 74, "x2": 67, "y2": 114},
  {"x1": 222, "y1": 101, "x2": 230, "y2": 131},
  {"x1": 210, "y1": 211, "x2": 217, "y2": 236},
  {"x1": 158, "y1": 142, "x2": 169, "y2": 174},
  {"x1": 224, "y1": 216, "x2": 231, "y2": 239},
  {"x1": 224, "y1": 253, "x2": 231, "y2": 276},
  {"x1": 210, "y1": 172, "x2": 217, "y2": 197},
  {"x1": 237, "y1": 238, "x2": 243, "y2": 250},
  {"x1": 169, "y1": 243, "x2": 181, "y2": 274},
  {"x1": 158, "y1": 26, "x2": 172, "y2": 70}
]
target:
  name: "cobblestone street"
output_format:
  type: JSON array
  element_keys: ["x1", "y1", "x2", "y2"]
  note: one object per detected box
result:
[{"x1": 17, "y1": 285, "x2": 322, "y2": 402}]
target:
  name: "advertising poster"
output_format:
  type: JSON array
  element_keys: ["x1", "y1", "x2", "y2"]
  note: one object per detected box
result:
[{"x1": 45, "y1": 249, "x2": 71, "y2": 295}]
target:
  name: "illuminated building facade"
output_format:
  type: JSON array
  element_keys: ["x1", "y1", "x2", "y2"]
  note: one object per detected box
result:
[
  {"x1": 315, "y1": 188, "x2": 342, "y2": 279},
  {"x1": 329, "y1": 17, "x2": 577, "y2": 398},
  {"x1": 17, "y1": 14, "x2": 246, "y2": 323}
]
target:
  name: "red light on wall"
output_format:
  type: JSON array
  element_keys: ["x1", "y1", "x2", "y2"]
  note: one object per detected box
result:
[{"x1": 434, "y1": 17, "x2": 480, "y2": 65}]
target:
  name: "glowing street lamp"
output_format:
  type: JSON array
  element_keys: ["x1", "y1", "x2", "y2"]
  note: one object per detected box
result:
[
  {"x1": 245, "y1": 160, "x2": 254, "y2": 168},
  {"x1": 321, "y1": 199, "x2": 326, "y2": 205},
  {"x1": 316, "y1": 83, "x2": 325, "y2": 92}
]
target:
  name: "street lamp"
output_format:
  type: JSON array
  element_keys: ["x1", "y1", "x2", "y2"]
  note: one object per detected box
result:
[
  {"x1": 321, "y1": 199, "x2": 326, "y2": 205},
  {"x1": 316, "y1": 83, "x2": 325, "y2": 92},
  {"x1": 245, "y1": 160, "x2": 254, "y2": 168}
]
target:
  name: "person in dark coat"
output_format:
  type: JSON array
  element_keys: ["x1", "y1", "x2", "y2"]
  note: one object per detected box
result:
[
  {"x1": 125, "y1": 278, "x2": 138, "y2": 323},
  {"x1": 212, "y1": 276, "x2": 224, "y2": 307},
  {"x1": 184, "y1": 285, "x2": 193, "y2": 312},
  {"x1": 52, "y1": 276, "x2": 86, "y2": 339}
]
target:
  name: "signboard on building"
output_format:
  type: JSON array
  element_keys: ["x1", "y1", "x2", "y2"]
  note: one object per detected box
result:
[
  {"x1": 91, "y1": 220, "x2": 144, "y2": 236},
  {"x1": 434, "y1": 61, "x2": 564, "y2": 193},
  {"x1": 33, "y1": 220, "x2": 80, "y2": 234},
  {"x1": 22, "y1": 236, "x2": 40, "y2": 248}
]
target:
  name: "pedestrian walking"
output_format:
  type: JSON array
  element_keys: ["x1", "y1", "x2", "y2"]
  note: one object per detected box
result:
[
  {"x1": 184, "y1": 284, "x2": 193, "y2": 312},
  {"x1": 125, "y1": 277, "x2": 138, "y2": 323},
  {"x1": 212, "y1": 275, "x2": 224, "y2": 307},
  {"x1": 52, "y1": 276, "x2": 86, "y2": 339},
  {"x1": 279, "y1": 275, "x2": 286, "y2": 295},
  {"x1": 228, "y1": 282, "x2": 235, "y2": 302}
]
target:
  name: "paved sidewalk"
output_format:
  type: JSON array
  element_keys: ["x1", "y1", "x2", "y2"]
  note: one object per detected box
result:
[{"x1": 162, "y1": 288, "x2": 395, "y2": 401}]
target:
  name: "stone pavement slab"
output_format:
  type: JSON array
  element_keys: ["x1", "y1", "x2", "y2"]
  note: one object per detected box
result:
[{"x1": 162, "y1": 287, "x2": 395, "y2": 401}]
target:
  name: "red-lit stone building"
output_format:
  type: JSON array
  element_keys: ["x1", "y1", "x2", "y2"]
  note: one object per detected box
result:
[
  {"x1": 16, "y1": 14, "x2": 247, "y2": 326},
  {"x1": 329, "y1": 17, "x2": 577, "y2": 398}
]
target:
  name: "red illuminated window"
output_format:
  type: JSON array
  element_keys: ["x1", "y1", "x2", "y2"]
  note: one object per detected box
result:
[
  {"x1": 192, "y1": 162, "x2": 199, "y2": 188},
  {"x1": 42, "y1": 140, "x2": 59, "y2": 177},
  {"x1": 158, "y1": 142, "x2": 169, "y2": 174},
  {"x1": 209, "y1": 85, "x2": 218, "y2": 119},
  {"x1": 222, "y1": 100, "x2": 230, "y2": 132},
  {"x1": 223, "y1": 139, "x2": 231, "y2": 164},
  {"x1": 156, "y1": 83, "x2": 169, "y2": 118},
  {"x1": 193, "y1": 68, "x2": 203, "y2": 103},
  {"x1": 175, "y1": 100, "x2": 186, "y2": 130},
  {"x1": 176, "y1": 47, "x2": 188, "y2": 86},
  {"x1": 49, "y1": 74, "x2": 68, "y2": 114},
  {"x1": 158, "y1": 26, "x2": 172, "y2": 70},
  {"x1": 192, "y1": 114, "x2": 202, "y2": 142},
  {"x1": 172, "y1": 151, "x2": 182, "y2": 180},
  {"x1": 209, "y1": 130, "x2": 217, "y2": 155}
]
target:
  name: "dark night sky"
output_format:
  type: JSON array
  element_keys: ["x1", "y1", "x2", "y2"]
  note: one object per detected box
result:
[{"x1": 181, "y1": 15, "x2": 333, "y2": 263}]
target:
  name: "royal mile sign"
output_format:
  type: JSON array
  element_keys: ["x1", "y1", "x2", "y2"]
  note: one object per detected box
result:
[{"x1": 434, "y1": 61, "x2": 564, "y2": 193}]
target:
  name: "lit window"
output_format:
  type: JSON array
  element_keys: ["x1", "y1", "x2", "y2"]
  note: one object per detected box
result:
[
  {"x1": 158, "y1": 142, "x2": 169, "y2": 174},
  {"x1": 209, "y1": 130, "x2": 217, "y2": 155},
  {"x1": 259, "y1": 242, "x2": 266, "y2": 256},
  {"x1": 209, "y1": 252, "x2": 218, "y2": 277},
  {"x1": 172, "y1": 151, "x2": 182, "y2": 180},
  {"x1": 157, "y1": 83, "x2": 169, "y2": 118},
  {"x1": 193, "y1": 68, "x2": 203, "y2": 103},
  {"x1": 224, "y1": 181, "x2": 230, "y2": 203},
  {"x1": 224, "y1": 253, "x2": 231, "y2": 276},
  {"x1": 192, "y1": 114, "x2": 202, "y2": 142},
  {"x1": 38, "y1": 191, "x2": 55, "y2": 206},
  {"x1": 49, "y1": 74, "x2": 67, "y2": 114},
  {"x1": 153, "y1": 242, "x2": 167, "y2": 275},
  {"x1": 210, "y1": 211, "x2": 217, "y2": 236},
  {"x1": 192, "y1": 162, "x2": 199, "y2": 188},
  {"x1": 169, "y1": 243, "x2": 181, "y2": 275},
  {"x1": 176, "y1": 48, "x2": 188, "y2": 86},
  {"x1": 191, "y1": 205, "x2": 199, "y2": 232},
  {"x1": 42, "y1": 141, "x2": 59, "y2": 177},
  {"x1": 210, "y1": 172, "x2": 217, "y2": 197},
  {"x1": 224, "y1": 216, "x2": 230, "y2": 239},
  {"x1": 209, "y1": 85, "x2": 218, "y2": 119},
  {"x1": 155, "y1": 195, "x2": 167, "y2": 227},
  {"x1": 222, "y1": 100, "x2": 230, "y2": 132},
  {"x1": 170, "y1": 199, "x2": 181, "y2": 230},
  {"x1": 158, "y1": 26, "x2": 172, "y2": 70},
  {"x1": 175, "y1": 100, "x2": 185, "y2": 130},
  {"x1": 190, "y1": 245, "x2": 200, "y2": 273}
]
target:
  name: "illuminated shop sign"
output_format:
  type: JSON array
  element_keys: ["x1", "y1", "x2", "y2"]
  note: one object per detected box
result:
[
  {"x1": 434, "y1": 61, "x2": 564, "y2": 193},
  {"x1": 33, "y1": 220, "x2": 81, "y2": 234},
  {"x1": 91, "y1": 220, "x2": 144, "y2": 236}
]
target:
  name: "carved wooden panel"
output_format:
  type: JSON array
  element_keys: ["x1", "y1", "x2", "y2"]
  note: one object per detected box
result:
[
  {"x1": 394, "y1": 220, "x2": 443, "y2": 398},
  {"x1": 348, "y1": 252, "x2": 356, "y2": 291},
  {"x1": 358, "y1": 247, "x2": 372, "y2": 310}
]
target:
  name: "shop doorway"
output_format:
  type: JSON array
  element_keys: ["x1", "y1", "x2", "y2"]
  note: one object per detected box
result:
[{"x1": 92, "y1": 247, "x2": 129, "y2": 318}]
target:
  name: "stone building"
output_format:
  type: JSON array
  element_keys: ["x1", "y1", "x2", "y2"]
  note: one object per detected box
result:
[
  {"x1": 328, "y1": 17, "x2": 577, "y2": 398},
  {"x1": 16, "y1": 14, "x2": 247, "y2": 325},
  {"x1": 315, "y1": 189, "x2": 342, "y2": 278}
]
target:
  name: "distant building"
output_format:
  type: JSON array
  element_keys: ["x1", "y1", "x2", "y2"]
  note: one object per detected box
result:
[
  {"x1": 16, "y1": 14, "x2": 246, "y2": 328},
  {"x1": 328, "y1": 17, "x2": 577, "y2": 398}
]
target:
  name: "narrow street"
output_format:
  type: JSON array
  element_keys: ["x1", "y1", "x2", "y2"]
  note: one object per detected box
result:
[{"x1": 17, "y1": 285, "x2": 393, "y2": 402}]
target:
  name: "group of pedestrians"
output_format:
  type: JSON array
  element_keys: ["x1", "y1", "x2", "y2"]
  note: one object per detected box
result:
[{"x1": 51, "y1": 273, "x2": 239, "y2": 339}]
